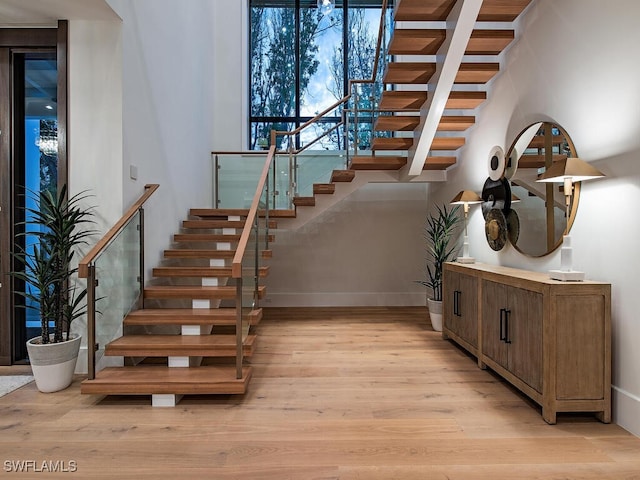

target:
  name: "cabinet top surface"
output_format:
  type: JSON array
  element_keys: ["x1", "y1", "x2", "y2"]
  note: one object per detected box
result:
[{"x1": 444, "y1": 262, "x2": 610, "y2": 286}]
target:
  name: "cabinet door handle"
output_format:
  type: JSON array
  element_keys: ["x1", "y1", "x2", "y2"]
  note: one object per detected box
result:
[
  {"x1": 499, "y1": 308, "x2": 506, "y2": 342},
  {"x1": 454, "y1": 291, "x2": 461, "y2": 317},
  {"x1": 504, "y1": 309, "x2": 512, "y2": 344}
]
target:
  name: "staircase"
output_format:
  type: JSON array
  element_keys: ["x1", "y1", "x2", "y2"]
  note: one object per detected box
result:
[
  {"x1": 350, "y1": 0, "x2": 533, "y2": 173},
  {"x1": 81, "y1": 209, "x2": 270, "y2": 406}
]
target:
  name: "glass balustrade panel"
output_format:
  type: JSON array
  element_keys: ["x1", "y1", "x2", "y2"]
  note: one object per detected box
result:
[
  {"x1": 214, "y1": 154, "x2": 273, "y2": 209},
  {"x1": 92, "y1": 211, "x2": 141, "y2": 370}
]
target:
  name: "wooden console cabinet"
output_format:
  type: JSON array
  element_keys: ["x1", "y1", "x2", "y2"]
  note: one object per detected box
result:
[{"x1": 442, "y1": 262, "x2": 611, "y2": 424}]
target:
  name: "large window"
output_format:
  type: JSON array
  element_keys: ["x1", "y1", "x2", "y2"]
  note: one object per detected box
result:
[{"x1": 249, "y1": 0, "x2": 390, "y2": 150}]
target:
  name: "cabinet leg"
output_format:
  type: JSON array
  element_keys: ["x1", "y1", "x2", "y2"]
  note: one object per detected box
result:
[
  {"x1": 595, "y1": 410, "x2": 611, "y2": 424},
  {"x1": 542, "y1": 408, "x2": 557, "y2": 425}
]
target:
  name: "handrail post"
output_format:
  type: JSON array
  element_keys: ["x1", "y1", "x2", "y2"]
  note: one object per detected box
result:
[
  {"x1": 87, "y1": 264, "x2": 96, "y2": 380},
  {"x1": 138, "y1": 207, "x2": 145, "y2": 310},
  {"x1": 254, "y1": 213, "x2": 259, "y2": 309},
  {"x1": 236, "y1": 278, "x2": 243, "y2": 380},
  {"x1": 213, "y1": 154, "x2": 220, "y2": 207}
]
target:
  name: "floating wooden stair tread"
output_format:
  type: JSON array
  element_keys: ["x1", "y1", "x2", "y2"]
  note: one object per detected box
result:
[
  {"x1": 374, "y1": 115, "x2": 474, "y2": 132},
  {"x1": 371, "y1": 137, "x2": 413, "y2": 151},
  {"x1": 183, "y1": 220, "x2": 245, "y2": 229},
  {"x1": 189, "y1": 208, "x2": 295, "y2": 219},
  {"x1": 477, "y1": 0, "x2": 534, "y2": 22},
  {"x1": 174, "y1": 233, "x2": 241, "y2": 242},
  {"x1": 379, "y1": 91, "x2": 427, "y2": 111},
  {"x1": 105, "y1": 334, "x2": 256, "y2": 357},
  {"x1": 384, "y1": 62, "x2": 436, "y2": 84},
  {"x1": 313, "y1": 183, "x2": 335, "y2": 195},
  {"x1": 379, "y1": 91, "x2": 486, "y2": 112},
  {"x1": 517, "y1": 154, "x2": 568, "y2": 169},
  {"x1": 293, "y1": 196, "x2": 315, "y2": 207},
  {"x1": 331, "y1": 170, "x2": 355, "y2": 182},
  {"x1": 431, "y1": 137, "x2": 466, "y2": 150},
  {"x1": 144, "y1": 285, "x2": 266, "y2": 300},
  {"x1": 423, "y1": 156, "x2": 457, "y2": 170},
  {"x1": 455, "y1": 63, "x2": 500, "y2": 84},
  {"x1": 124, "y1": 308, "x2": 262, "y2": 327},
  {"x1": 152, "y1": 266, "x2": 269, "y2": 278},
  {"x1": 374, "y1": 115, "x2": 419, "y2": 132},
  {"x1": 467, "y1": 29, "x2": 515, "y2": 55},
  {"x1": 81, "y1": 365, "x2": 252, "y2": 395},
  {"x1": 446, "y1": 91, "x2": 487, "y2": 109},
  {"x1": 350, "y1": 156, "x2": 407, "y2": 170},
  {"x1": 394, "y1": 0, "x2": 532, "y2": 22},
  {"x1": 394, "y1": 0, "x2": 456, "y2": 22},
  {"x1": 388, "y1": 29, "x2": 446, "y2": 55},
  {"x1": 164, "y1": 249, "x2": 236, "y2": 259}
]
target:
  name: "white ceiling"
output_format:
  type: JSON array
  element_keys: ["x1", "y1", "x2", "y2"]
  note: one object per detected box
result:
[{"x1": 0, "y1": 0, "x2": 120, "y2": 27}]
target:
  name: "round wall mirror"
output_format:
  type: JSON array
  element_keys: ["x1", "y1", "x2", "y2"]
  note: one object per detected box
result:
[{"x1": 505, "y1": 122, "x2": 580, "y2": 257}]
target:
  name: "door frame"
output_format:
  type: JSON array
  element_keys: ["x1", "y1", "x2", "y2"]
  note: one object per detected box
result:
[{"x1": 0, "y1": 23, "x2": 67, "y2": 364}]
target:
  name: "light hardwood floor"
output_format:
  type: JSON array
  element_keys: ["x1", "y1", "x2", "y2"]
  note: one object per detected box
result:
[{"x1": 1, "y1": 306, "x2": 640, "y2": 479}]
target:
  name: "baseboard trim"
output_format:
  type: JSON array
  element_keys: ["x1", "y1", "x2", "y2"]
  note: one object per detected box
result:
[{"x1": 613, "y1": 385, "x2": 640, "y2": 437}]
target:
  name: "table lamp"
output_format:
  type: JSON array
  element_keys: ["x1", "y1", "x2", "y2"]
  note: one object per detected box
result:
[
  {"x1": 450, "y1": 190, "x2": 483, "y2": 263},
  {"x1": 536, "y1": 157, "x2": 605, "y2": 280}
]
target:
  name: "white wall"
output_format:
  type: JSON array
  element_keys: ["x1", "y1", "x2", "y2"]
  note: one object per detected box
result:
[
  {"x1": 429, "y1": 0, "x2": 640, "y2": 436},
  {"x1": 106, "y1": 0, "x2": 216, "y2": 272}
]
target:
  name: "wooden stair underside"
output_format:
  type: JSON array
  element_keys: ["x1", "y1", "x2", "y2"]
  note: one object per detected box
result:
[
  {"x1": 389, "y1": 29, "x2": 514, "y2": 56},
  {"x1": 374, "y1": 115, "x2": 475, "y2": 132},
  {"x1": 371, "y1": 136, "x2": 465, "y2": 152},
  {"x1": 383, "y1": 62, "x2": 499, "y2": 85},
  {"x1": 81, "y1": 365, "x2": 252, "y2": 395},
  {"x1": 394, "y1": 0, "x2": 533, "y2": 22},
  {"x1": 378, "y1": 91, "x2": 487, "y2": 112},
  {"x1": 105, "y1": 334, "x2": 256, "y2": 357}
]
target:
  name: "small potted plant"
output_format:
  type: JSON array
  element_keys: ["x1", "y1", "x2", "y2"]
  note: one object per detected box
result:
[
  {"x1": 415, "y1": 204, "x2": 461, "y2": 331},
  {"x1": 11, "y1": 184, "x2": 95, "y2": 392}
]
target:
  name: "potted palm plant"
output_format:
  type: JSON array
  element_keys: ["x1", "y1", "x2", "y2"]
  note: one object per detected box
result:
[
  {"x1": 416, "y1": 204, "x2": 461, "y2": 331},
  {"x1": 12, "y1": 185, "x2": 95, "y2": 392}
]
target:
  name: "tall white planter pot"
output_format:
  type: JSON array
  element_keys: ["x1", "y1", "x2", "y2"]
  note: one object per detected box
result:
[
  {"x1": 26, "y1": 334, "x2": 81, "y2": 393},
  {"x1": 427, "y1": 298, "x2": 443, "y2": 332}
]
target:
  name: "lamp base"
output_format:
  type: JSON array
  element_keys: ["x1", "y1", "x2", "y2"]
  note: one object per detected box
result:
[
  {"x1": 457, "y1": 256, "x2": 476, "y2": 264},
  {"x1": 548, "y1": 269, "x2": 585, "y2": 281}
]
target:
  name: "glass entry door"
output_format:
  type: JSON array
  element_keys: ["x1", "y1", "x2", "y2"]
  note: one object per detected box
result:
[{"x1": 0, "y1": 32, "x2": 60, "y2": 364}]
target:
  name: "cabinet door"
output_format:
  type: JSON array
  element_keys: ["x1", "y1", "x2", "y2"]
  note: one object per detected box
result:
[
  {"x1": 444, "y1": 271, "x2": 478, "y2": 347},
  {"x1": 481, "y1": 280, "x2": 509, "y2": 369},
  {"x1": 507, "y1": 286, "x2": 543, "y2": 393}
]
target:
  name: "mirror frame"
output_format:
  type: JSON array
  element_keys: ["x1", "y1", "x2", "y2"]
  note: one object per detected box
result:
[{"x1": 505, "y1": 122, "x2": 580, "y2": 258}]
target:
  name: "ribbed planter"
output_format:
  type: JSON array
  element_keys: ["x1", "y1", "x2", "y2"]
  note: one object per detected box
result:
[
  {"x1": 26, "y1": 334, "x2": 81, "y2": 393},
  {"x1": 426, "y1": 298, "x2": 443, "y2": 332}
]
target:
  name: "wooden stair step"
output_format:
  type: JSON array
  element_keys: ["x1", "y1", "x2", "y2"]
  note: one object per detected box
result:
[
  {"x1": 455, "y1": 63, "x2": 500, "y2": 84},
  {"x1": 124, "y1": 308, "x2": 262, "y2": 327},
  {"x1": 144, "y1": 285, "x2": 266, "y2": 300},
  {"x1": 105, "y1": 334, "x2": 256, "y2": 357},
  {"x1": 313, "y1": 183, "x2": 335, "y2": 195},
  {"x1": 394, "y1": 0, "x2": 531, "y2": 22},
  {"x1": 431, "y1": 137, "x2": 466, "y2": 150},
  {"x1": 394, "y1": 0, "x2": 456, "y2": 22},
  {"x1": 183, "y1": 219, "x2": 245, "y2": 229},
  {"x1": 350, "y1": 156, "x2": 407, "y2": 170},
  {"x1": 374, "y1": 115, "x2": 419, "y2": 132},
  {"x1": 379, "y1": 91, "x2": 427, "y2": 111},
  {"x1": 81, "y1": 365, "x2": 252, "y2": 395},
  {"x1": 164, "y1": 249, "x2": 236, "y2": 259},
  {"x1": 467, "y1": 29, "x2": 515, "y2": 55},
  {"x1": 330, "y1": 170, "x2": 355, "y2": 182},
  {"x1": 293, "y1": 196, "x2": 315, "y2": 207},
  {"x1": 152, "y1": 266, "x2": 269, "y2": 278},
  {"x1": 477, "y1": 0, "x2": 534, "y2": 22},
  {"x1": 174, "y1": 233, "x2": 241, "y2": 242},
  {"x1": 446, "y1": 91, "x2": 487, "y2": 109},
  {"x1": 374, "y1": 115, "x2": 474, "y2": 132},
  {"x1": 388, "y1": 29, "x2": 446, "y2": 55},
  {"x1": 438, "y1": 115, "x2": 475, "y2": 131},
  {"x1": 423, "y1": 156, "x2": 457, "y2": 170},
  {"x1": 371, "y1": 137, "x2": 413, "y2": 151},
  {"x1": 189, "y1": 208, "x2": 295, "y2": 219},
  {"x1": 383, "y1": 62, "x2": 436, "y2": 84}
]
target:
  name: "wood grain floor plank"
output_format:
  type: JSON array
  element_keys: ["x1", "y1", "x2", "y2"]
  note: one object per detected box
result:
[{"x1": 0, "y1": 307, "x2": 638, "y2": 479}]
